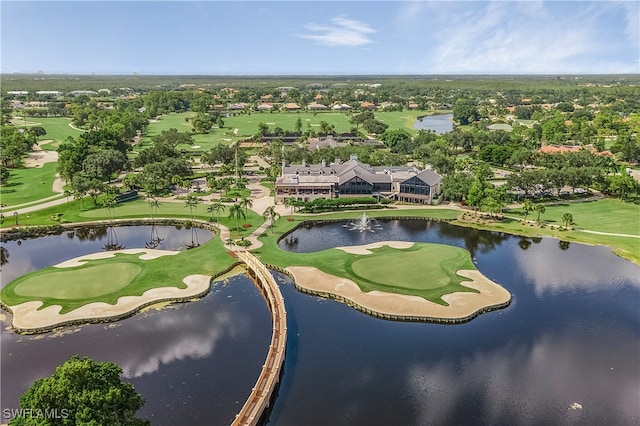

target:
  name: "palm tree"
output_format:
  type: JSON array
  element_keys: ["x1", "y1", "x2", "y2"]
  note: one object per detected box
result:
[
  {"x1": 184, "y1": 194, "x2": 201, "y2": 221},
  {"x1": 263, "y1": 206, "x2": 280, "y2": 234},
  {"x1": 148, "y1": 197, "x2": 161, "y2": 222},
  {"x1": 522, "y1": 200, "x2": 534, "y2": 223},
  {"x1": 103, "y1": 195, "x2": 117, "y2": 224},
  {"x1": 284, "y1": 197, "x2": 297, "y2": 215},
  {"x1": 240, "y1": 197, "x2": 253, "y2": 216},
  {"x1": 534, "y1": 203, "x2": 546, "y2": 223},
  {"x1": 219, "y1": 177, "x2": 234, "y2": 197},
  {"x1": 184, "y1": 194, "x2": 201, "y2": 247},
  {"x1": 228, "y1": 203, "x2": 246, "y2": 231},
  {"x1": 207, "y1": 200, "x2": 224, "y2": 225},
  {"x1": 64, "y1": 189, "x2": 71, "y2": 210},
  {"x1": 562, "y1": 212, "x2": 574, "y2": 230}
]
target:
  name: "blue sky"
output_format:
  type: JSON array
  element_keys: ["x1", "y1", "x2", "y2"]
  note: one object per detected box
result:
[{"x1": 2, "y1": 1, "x2": 638, "y2": 75}]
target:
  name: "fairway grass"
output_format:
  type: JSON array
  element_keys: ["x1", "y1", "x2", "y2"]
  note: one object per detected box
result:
[
  {"x1": 505, "y1": 198, "x2": 640, "y2": 236},
  {"x1": 0, "y1": 162, "x2": 60, "y2": 207},
  {"x1": 137, "y1": 110, "x2": 437, "y2": 152},
  {"x1": 1, "y1": 237, "x2": 237, "y2": 316}
]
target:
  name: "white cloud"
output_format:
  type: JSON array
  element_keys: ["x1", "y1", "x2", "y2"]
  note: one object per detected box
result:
[
  {"x1": 299, "y1": 16, "x2": 376, "y2": 47},
  {"x1": 411, "y1": 1, "x2": 638, "y2": 74}
]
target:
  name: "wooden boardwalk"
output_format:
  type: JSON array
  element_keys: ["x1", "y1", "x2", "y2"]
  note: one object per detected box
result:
[{"x1": 233, "y1": 251, "x2": 287, "y2": 426}]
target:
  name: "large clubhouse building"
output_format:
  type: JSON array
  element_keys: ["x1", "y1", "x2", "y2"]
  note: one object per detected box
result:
[{"x1": 275, "y1": 156, "x2": 443, "y2": 204}]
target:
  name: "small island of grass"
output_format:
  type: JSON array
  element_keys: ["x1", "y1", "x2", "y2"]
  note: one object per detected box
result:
[
  {"x1": 0, "y1": 239, "x2": 239, "y2": 333},
  {"x1": 282, "y1": 242, "x2": 511, "y2": 322}
]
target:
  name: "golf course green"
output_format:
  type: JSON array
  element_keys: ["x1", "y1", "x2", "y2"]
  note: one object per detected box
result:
[{"x1": 13, "y1": 262, "x2": 141, "y2": 299}]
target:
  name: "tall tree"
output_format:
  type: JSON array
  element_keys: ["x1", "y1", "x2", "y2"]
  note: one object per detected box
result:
[
  {"x1": 262, "y1": 206, "x2": 280, "y2": 234},
  {"x1": 240, "y1": 197, "x2": 253, "y2": 216},
  {"x1": 12, "y1": 355, "x2": 148, "y2": 426},
  {"x1": 207, "y1": 200, "x2": 224, "y2": 225},
  {"x1": 522, "y1": 200, "x2": 535, "y2": 222},
  {"x1": 228, "y1": 203, "x2": 246, "y2": 231},
  {"x1": 534, "y1": 203, "x2": 546, "y2": 223},
  {"x1": 183, "y1": 194, "x2": 201, "y2": 221},
  {"x1": 562, "y1": 212, "x2": 574, "y2": 229},
  {"x1": 284, "y1": 197, "x2": 297, "y2": 215}
]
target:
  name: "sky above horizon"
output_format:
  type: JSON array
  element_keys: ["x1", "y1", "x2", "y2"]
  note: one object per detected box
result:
[{"x1": 2, "y1": 1, "x2": 638, "y2": 75}]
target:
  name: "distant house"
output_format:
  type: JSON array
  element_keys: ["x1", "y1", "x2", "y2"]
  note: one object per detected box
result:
[
  {"x1": 332, "y1": 103, "x2": 352, "y2": 110},
  {"x1": 284, "y1": 103, "x2": 302, "y2": 111},
  {"x1": 6, "y1": 91, "x2": 28, "y2": 97},
  {"x1": 360, "y1": 101, "x2": 377, "y2": 110},
  {"x1": 276, "y1": 155, "x2": 442, "y2": 204},
  {"x1": 407, "y1": 102, "x2": 419, "y2": 110},
  {"x1": 257, "y1": 103, "x2": 274, "y2": 111},
  {"x1": 35, "y1": 91, "x2": 62, "y2": 97},
  {"x1": 68, "y1": 90, "x2": 98, "y2": 97},
  {"x1": 538, "y1": 144, "x2": 613, "y2": 157},
  {"x1": 307, "y1": 136, "x2": 347, "y2": 151},
  {"x1": 228, "y1": 102, "x2": 248, "y2": 111},
  {"x1": 307, "y1": 102, "x2": 328, "y2": 111}
]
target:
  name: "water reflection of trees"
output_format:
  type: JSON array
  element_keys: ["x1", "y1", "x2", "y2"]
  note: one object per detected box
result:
[
  {"x1": 518, "y1": 236, "x2": 542, "y2": 250},
  {"x1": 104, "y1": 226, "x2": 125, "y2": 251},
  {"x1": 74, "y1": 227, "x2": 108, "y2": 242},
  {"x1": 433, "y1": 222, "x2": 511, "y2": 257},
  {"x1": 145, "y1": 224, "x2": 164, "y2": 249},
  {"x1": 0, "y1": 246, "x2": 9, "y2": 267}
]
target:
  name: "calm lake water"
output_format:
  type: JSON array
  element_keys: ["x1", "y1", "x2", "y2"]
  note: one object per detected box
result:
[
  {"x1": 0, "y1": 226, "x2": 271, "y2": 425},
  {"x1": 2, "y1": 222, "x2": 640, "y2": 425},
  {"x1": 413, "y1": 113, "x2": 454, "y2": 134},
  {"x1": 271, "y1": 219, "x2": 640, "y2": 425}
]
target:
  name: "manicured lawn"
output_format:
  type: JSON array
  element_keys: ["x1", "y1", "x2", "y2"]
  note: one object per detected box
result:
[
  {"x1": 14, "y1": 262, "x2": 141, "y2": 299},
  {"x1": 0, "y1": 162, "x2": 60, "y2": 208},
  {"x1": 257, "y1": 236, "x2": 477, "y2": 304},
  {"x1": 252, "y1": 209, "x2": 479, "y2": 303},
  {"x1": 36, "y1": 117, "x2": 84, "y2": 145},
  {"x1": 458, "y1": 199, "x2": 640, "y2": 264},
  {"x1": 12, "y1": 117, "x2": 84, "y2": 146},
  {"x1": 77, "y1": 199, "x2": 263, "y2": 230},
  {"x1": 376, "y1": 110, "x2": 449, "y2": 135},
  {"x1": 505, "y1": 199, "x2": 640, "y2": 236},
  {"x1": 346, "y1": 244, "x2": 476, "y2": 298},
  {"x1": 0, "y1": 237, "x2": 238, "y2": 313},
  {"x1": 137, "y1": 112, "x2": 236, "y2": 152},
  {"x1": 137, "y1": 109, "x2": 440, "y2": 153},
  {"x1": 1, "y1": 198, "x2": 264, "y2": 238}
]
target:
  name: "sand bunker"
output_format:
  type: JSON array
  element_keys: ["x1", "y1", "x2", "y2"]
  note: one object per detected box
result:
[
  {"x1": 24, "y1": 141, "x2": 58, "y2": 168},
  {"x1": 287, "y1": 266, "x2": 510, "y2": 320},
  {"x1": 7, "y1": 274, "x2": 211, "y2": 332},
  {"x1": 4, "y1": 249, "x2": 208, "y2": 332},
  {"x1": 54, "y1": 249, "x2": 179, "y2": 268},
  {"x1": 336, "y1": 241, "x2": 414, "y2": 255}
]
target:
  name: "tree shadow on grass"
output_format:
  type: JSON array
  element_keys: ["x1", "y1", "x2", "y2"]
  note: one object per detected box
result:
[{"x1": 1, "y1": 181, "x2": 23, "y2": 189}]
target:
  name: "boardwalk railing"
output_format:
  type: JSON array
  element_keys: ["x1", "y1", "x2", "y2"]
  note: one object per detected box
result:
[{"x1": 233, "y1": 251, "x2": 287, "y2": 426}]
